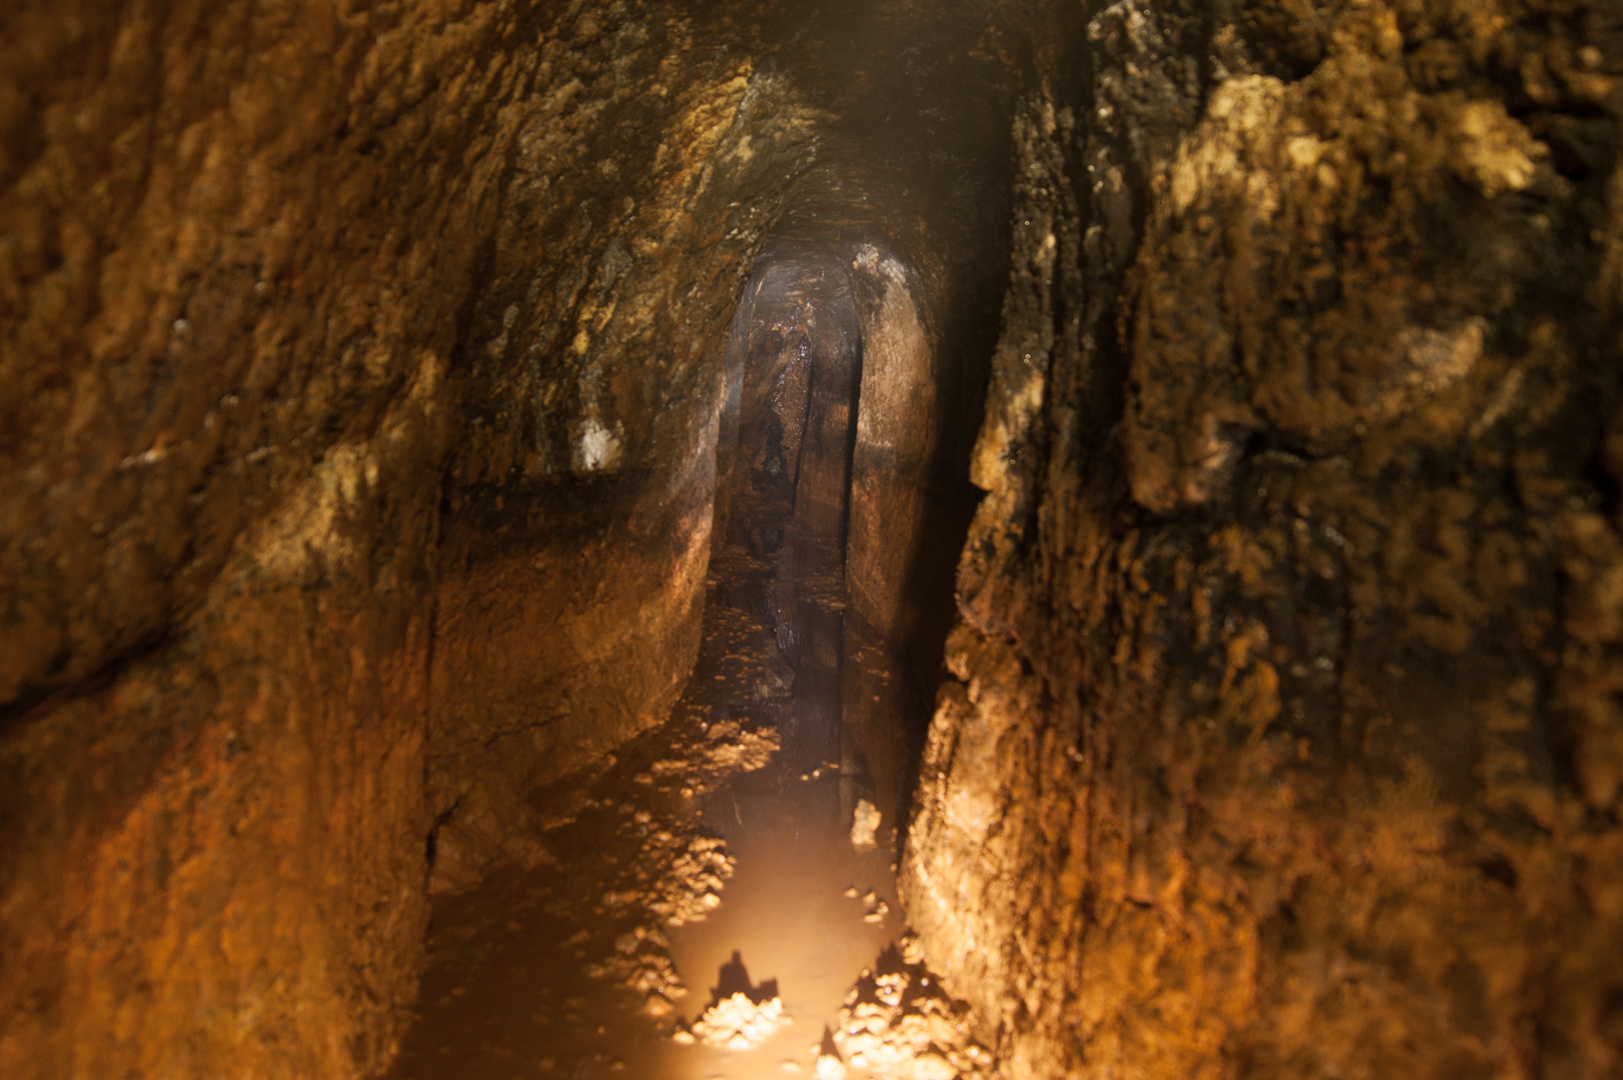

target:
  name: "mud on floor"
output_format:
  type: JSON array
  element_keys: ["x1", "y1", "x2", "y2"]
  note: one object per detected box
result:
[{"x1": 386, "y1": 690, "x2": 992, "y2": 1080}]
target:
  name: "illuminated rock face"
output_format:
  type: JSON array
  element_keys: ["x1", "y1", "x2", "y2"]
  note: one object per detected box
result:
[
  {"x1": 904, "y1": 1, "x2": 1623, "y2": 1078},
  {"x1": 1, "y1": 2, "x2": 1620, "y2": 1080}
]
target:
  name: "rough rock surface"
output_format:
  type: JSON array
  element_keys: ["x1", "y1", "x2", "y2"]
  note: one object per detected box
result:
[
  {"x1": 832, "y1": 934, "x2": 992, "y2": 1080},
  {"x1": 5, "y1": 1, "x2": 1622, "y2": 1079},
  {"x1": 0, "y1": 2, "x2": 813, "y2": 1077},
  {"x1": 904, "y1": 1, "x2": 1623, "y2": 1078}
]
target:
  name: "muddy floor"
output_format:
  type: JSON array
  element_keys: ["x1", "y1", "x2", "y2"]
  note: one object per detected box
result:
[{"x1": 386, "y1": 527, "x2": 990, "y2": 1080}]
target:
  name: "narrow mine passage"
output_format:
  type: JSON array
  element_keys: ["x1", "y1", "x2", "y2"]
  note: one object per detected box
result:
[
  {"x1": 383, "y1": 8, "x2": 1013, "y2": 1075},
  {"x1": 14, "y1": 3, "x2": 1616, "y2": 1079},
  {"x1": 385, "y1": 239, "x2": 984, "y2": 1080}
]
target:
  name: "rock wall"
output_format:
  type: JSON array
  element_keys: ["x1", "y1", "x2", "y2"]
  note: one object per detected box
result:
[
  {"x1": 904, "y1": 1, "x2": 1623, "y2": 1078},
  {"x1": 846, "y1": 245, "x2": 936, "y2": 649},
  {"x1": 8, "y1": 0, "x2": 1619, "y2": 1077},
  {"x1": 0, "y1": 1, "x2": 812, "y2": 1076},
  {"x1": 422, "y1": 12, "x2": 818, "y2": 888}
]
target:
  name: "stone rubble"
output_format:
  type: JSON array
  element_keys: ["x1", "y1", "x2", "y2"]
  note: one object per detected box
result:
[
  {"x1": 849, "y1": 798, "x2": 882, "y2": 849},
  {"x1": 832, "y1": 934, "x2": 993, "y2": 1080},
  {"x1": 571, "y1": 713, "x2": 784, "y2": 1014},
  {"x1": 814, "y1": 1049, "x2": 849, "y2": 1078},
  {"x1": 648, "y1": 717, "x2": 781, "y2": 796},
  {"x1": 678, "y1": 991, "x2": 792, "y2": 1050},
  {"x1": 843, "y1": 885, "x2": 891, "y2": 924}
]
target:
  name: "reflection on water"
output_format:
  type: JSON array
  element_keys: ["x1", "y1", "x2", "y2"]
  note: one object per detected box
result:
[{"x1": 669, "y1": 734, "x2": 899, "y2": 1076}]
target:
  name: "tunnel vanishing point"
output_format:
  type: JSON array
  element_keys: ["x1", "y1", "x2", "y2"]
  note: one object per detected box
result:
[{"x1": 4, "y1": 1, "x2": 1623, "y2": 1078}]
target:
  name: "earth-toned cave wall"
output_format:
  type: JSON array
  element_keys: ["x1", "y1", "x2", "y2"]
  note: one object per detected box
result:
[
  {"x1": 5, "y1": 0, "x2": 1622, "y2": 1079},
  {"x1": 905, "y1": 1, "x2": 1623, "y2": 1078},
  {"x1": 0, "y1": 1, "x2": 815, "y2": 1076}
]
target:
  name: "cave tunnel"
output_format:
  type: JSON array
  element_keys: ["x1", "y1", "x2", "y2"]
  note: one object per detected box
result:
[{"x1": 3, "y1": 1, "x2": 1623, "y2": 1079}]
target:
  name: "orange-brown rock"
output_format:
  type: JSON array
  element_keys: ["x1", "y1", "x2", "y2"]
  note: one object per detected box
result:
[
  {"x1": 1, "y1": 2, "x2": 814, "y2": 1076},
  {"x1": 905, "y1": 1, "x2": 1623, "y2": 1078},
  {"x1": 4, "y1": 1, "x2": 1620, "y2": 1079}
]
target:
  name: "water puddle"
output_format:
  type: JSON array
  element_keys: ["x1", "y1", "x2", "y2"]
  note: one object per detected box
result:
[{"x1": 387, "y1": 525, "x2": 900, "y2": 1080}]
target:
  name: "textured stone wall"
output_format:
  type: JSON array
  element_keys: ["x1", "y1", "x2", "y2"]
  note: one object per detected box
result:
[
  {"x1": 422, "y1": 12, "x2": 817, "y2": 889},
  {"x1": 847, "y1": 244, "x2": 936, "y2": 648},
  {"x1": 904, "y1": 2, "x2": 1623, "y2": 1078},
  {"x1": 8, "y1": 0, "x2": 1619, "y2": 1077},
  {"x1": 0, "y1": 1, "x2": 812, "y2": 1075}
]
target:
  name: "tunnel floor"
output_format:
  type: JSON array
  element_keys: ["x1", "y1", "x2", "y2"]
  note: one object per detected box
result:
[{"x1": 385, "y1": 491, "x2": 988, "y2": 1080}]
